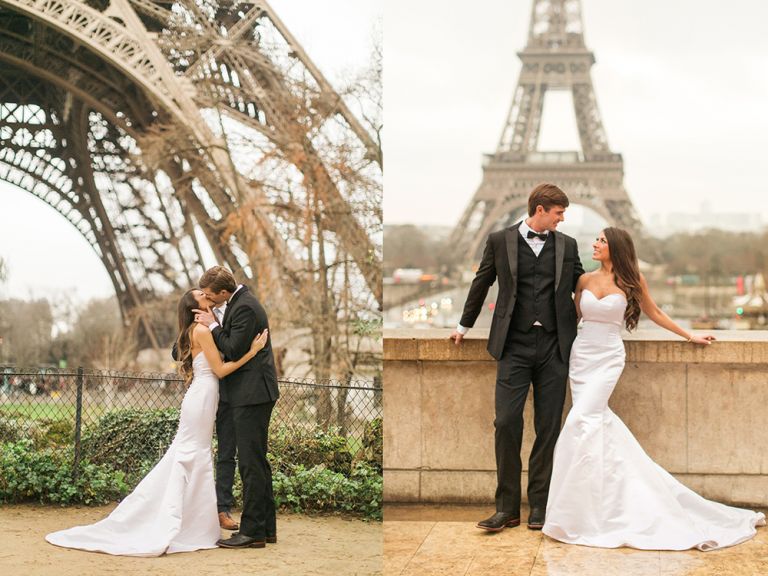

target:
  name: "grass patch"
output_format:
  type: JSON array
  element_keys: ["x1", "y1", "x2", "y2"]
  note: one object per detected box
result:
[
  {"x1": 0, "y1": 403, "x2": 76, "y2": 421},
  {"x1": 0, "y1": 403, "x2": 112, "y2": 423}
]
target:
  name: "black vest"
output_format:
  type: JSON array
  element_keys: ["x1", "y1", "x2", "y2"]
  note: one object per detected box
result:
[{"x1": 510, "y1": 233, "x2": 557, "y2": 333}]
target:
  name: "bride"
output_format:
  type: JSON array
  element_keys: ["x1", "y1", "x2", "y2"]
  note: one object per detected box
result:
[
  {"x1": 46, "y1": 288, "x2": 268, "y2": 556},
  {"x1": 543, "y1": 227, "x2": 765, "y2": 551}
]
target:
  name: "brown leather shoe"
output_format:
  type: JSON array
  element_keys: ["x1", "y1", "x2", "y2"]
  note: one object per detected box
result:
[{"x1": 219, "y1": 511, "x2": 239, "y2": 531}]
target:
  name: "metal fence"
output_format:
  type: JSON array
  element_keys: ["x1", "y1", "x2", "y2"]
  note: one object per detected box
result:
[{"x1": 0, "y1": 365, "x2": 382, "y2": 465}]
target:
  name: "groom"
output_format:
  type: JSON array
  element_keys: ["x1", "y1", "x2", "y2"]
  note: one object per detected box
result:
[
  {"x1": 193, "y1": 266, "x2": 279, "y2": 549},
  {"x1": 450, "y1": 183, "x2": 584, "y2": 532}
]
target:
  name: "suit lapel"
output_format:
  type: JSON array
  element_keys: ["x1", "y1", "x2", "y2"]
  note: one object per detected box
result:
[
  {"x1": 222, "y1": 285, "x2": 248, "y2": 327},
  {"x1": 505, "y1": 223, "x2": 520, "y2": 283},
  {"x1": 554, "y1": 231, "x2": 565, "y2": 291}
]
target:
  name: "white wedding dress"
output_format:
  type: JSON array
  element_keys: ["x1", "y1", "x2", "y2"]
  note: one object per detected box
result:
[
  {"x1": 46, "y1": 353, "x2": 221, "y2": 556},
  {"x1": 543, "y1": 289, "x2": 765, "y2": 551}
]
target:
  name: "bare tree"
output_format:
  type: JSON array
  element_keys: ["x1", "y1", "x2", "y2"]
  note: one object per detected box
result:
[
  {"x1": 45, "y1": 297, "x2": 138, "y2": 370},
  {"x1": 213, "y1": 27, "x2": 383, "y2": 402},
  {"x1": 0, "y1": 299, "x2": 54, "y2": 367}
]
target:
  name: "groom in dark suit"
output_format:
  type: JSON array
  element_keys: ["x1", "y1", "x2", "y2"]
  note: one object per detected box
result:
[
  {"x1": 450, "y1": 183, "x2": 584, "y2": 532},
  {"x1": 194, "y1": 266, "x2": 279, "y2": 549}
]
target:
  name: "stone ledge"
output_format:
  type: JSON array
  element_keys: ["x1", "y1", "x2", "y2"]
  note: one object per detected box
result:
[
  {"x1": 384, "y1": 329, "x2": 768, "y2": 364},
  {"x1": 384, "y1": 329, "x2": 768, "y2": 506}
]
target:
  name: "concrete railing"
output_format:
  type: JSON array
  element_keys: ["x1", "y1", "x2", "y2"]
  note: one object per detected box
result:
[{"x1": 384, "y1": 329, "x2": 768, "y2": 507}]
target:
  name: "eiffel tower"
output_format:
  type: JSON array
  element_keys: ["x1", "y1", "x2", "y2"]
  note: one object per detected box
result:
[
  {"x1": 451, "y1": 0, "x2": 642, "y2": 261},
  {"x1": 0, "y1": 0, "x2": 381, "y2": 347}
]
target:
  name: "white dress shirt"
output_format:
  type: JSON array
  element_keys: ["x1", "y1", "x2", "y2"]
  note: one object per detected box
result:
[
  {"x1": 456, "y1": 221, "x2": 549, "y2": 335},
  {"x1": 209, "y1": 284, "x2": 242, "y2": 331},
  {"x1": 518, "y1": 219, "x2": 549, "y2": 257}
]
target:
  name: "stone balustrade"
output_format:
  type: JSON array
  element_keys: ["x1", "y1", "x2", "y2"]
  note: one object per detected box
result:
[{"x1": 384, "y1": 329, "x2": 768, "y2": 507}]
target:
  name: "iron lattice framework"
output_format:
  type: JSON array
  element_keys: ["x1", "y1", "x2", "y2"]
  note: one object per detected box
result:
[
  {"x1": 451, "y1": 0, "x2": 642, "y2": 260},
  {"x1": 0, "y1": 0, "x2": 382, "y2": 346}
]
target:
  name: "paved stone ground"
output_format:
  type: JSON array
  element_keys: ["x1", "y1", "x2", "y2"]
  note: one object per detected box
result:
[{"x1": 384, "y1": 504, "x2": 768, "y2": 576}]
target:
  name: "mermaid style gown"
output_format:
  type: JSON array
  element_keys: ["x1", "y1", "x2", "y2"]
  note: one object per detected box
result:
[
  {"x1": 543, "y1": 289, "x2": 765, "y2": 551},
  {"x1": 46, "y1": 353, "x2": 221, "y2": 556}
]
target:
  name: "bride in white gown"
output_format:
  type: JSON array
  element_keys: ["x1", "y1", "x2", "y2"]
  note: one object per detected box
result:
[
  {"x1": 543, "y1": 227, "x2": 765, "y2": 551},
  {"x1": 46, "y1": 289, "x2": 268, "y2": 556}
]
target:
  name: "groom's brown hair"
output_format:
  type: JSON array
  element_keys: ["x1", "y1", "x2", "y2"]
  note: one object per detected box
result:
[
  {"x1": 527, "y1": 183, "x2": 569, "y2": 216},
  {"x1": 199, "y1": 266, "x2": 237, "y2": 293}
]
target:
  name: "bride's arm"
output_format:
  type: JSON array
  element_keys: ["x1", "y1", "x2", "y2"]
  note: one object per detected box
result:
[
  {"x1": 574, "y1": 274, "x2": 587, "y2": 321},
  {"x1": 194, "y1": 324, "x2": 268, "y2": 378},
  {"x1": 637, "y1": 274, "x2": 714, "y2": 345}
]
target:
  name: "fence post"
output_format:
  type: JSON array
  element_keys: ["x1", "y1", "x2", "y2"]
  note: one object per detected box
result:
[{"x1": 73, "y1": 367, "x2": 83, "y2": 481}]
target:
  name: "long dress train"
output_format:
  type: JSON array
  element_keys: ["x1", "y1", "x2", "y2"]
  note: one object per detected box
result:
[
  {"x1": 543, "y1": 289, "x2": 765, "y2": 551},
  {"x1": 45, "y1": 353, "x2": 221, "y2": 556}
]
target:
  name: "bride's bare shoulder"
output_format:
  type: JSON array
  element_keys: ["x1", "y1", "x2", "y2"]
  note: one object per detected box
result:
[
  {"x1": 192, "y1": 322, "x2": 209, "y2": 335},
  {"x1": 191, "y1": 323, "x2": 212, "y2": 347},
  {"x1": 577, "y1": 271, "x2": 596, "y2": 290}
]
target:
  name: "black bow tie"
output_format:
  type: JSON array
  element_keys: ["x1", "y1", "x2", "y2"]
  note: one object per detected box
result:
[{"x1": 527, "y1": 230, "x2": 548, "y2": 241}]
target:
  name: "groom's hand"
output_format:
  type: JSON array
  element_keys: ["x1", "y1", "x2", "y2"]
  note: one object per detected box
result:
[
  {"x1": 449, "y1": 330, "x2": 464, "y2": 346},
  {"x1": 193, "y1": 308, "x2": 215, "y2": 327}
]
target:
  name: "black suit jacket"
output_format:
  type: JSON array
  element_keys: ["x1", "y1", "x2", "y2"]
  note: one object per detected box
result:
[
  {"x1": 212, "y1": 285, "x2": 279, "y2": 406},
  {"x1": 459, "y1": 223, "x2": 584, "y2": 361}
]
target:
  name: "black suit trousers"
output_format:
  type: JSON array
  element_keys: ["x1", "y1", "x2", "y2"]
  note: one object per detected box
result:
[
  {"x1": 232, "y1": 401, "x2": 277, "y2": 539},
  {"x1": 494, "y1": 327, "x2": 568, "y2": 514},
  {"x1": 215, "y1": 402, "x2": 237, "y2": 513}
]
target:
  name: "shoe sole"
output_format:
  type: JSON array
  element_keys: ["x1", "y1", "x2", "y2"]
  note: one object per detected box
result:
[
  {"x1": 527, "y1": 523, "x2": 544, "y2": 530},
  {"x1": 476, "y1": 518, "x2": 521, "y2": 532}
]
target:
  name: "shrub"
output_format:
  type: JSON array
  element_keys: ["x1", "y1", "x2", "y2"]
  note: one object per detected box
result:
[
  {"x1": 41, "y1": 418, "x2": 75, "y2": 446},
  {"x1": 268, "y1": 425, "x2": 353, "y2": 475},
  {"x1": 3, "y1": 409, "x2": 383, "y2": 518},
  {"x1": 80, "y1": 409, "x2": 179, "y2": 484},
  {"x1": 0, "y1": 439, "x2": 128, "y2": 505},
  {"x1": 0, "y1": 417, "x2": 74, "y2": 448},
  {"x1": 272, "y1": 462, "x2": 382, "y2": 520},
  {"x1": 0, "y1": 417, "x2": 24, "y2": 443},
  {"x1": 226, "y1": 423, "x2": 383, "y2": 520},
  {"x1": 358, "y1": 417, "x2": 382, "y2": 471}
]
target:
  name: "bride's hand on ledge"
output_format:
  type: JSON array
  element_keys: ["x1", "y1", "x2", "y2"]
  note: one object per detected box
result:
[{"x1": 688, "y1": 334, "x2": 716, "y2": 345}]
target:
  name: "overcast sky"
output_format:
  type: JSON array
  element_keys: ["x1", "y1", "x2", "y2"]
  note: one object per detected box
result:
[
  {"x1": 0, "y1": 0, "x2": 381, "y2": 303},
  {"x1": 384, "y1": 0, "x2": 768, "y2": 227}
]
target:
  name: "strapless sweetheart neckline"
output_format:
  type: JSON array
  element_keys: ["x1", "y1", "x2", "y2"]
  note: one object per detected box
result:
[{"x1": 583, "y1": 288, "x2": 626, "y2": 302}]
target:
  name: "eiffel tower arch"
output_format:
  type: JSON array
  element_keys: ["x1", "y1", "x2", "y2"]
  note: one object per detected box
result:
[
  {"x1": 0, "y1": 0, "x2": 382, "y2": 347},
  {"x1": 451, "y1": 0, "x2": 642, "y2": 261}
]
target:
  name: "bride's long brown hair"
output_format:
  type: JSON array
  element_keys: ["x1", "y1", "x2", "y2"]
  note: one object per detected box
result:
[
  {"x1": 175, "y1": 290, "x2": 199, "y2": 387},
  {"x1": 603, "y1": 227, "x2": 643, "y2": 331}
]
